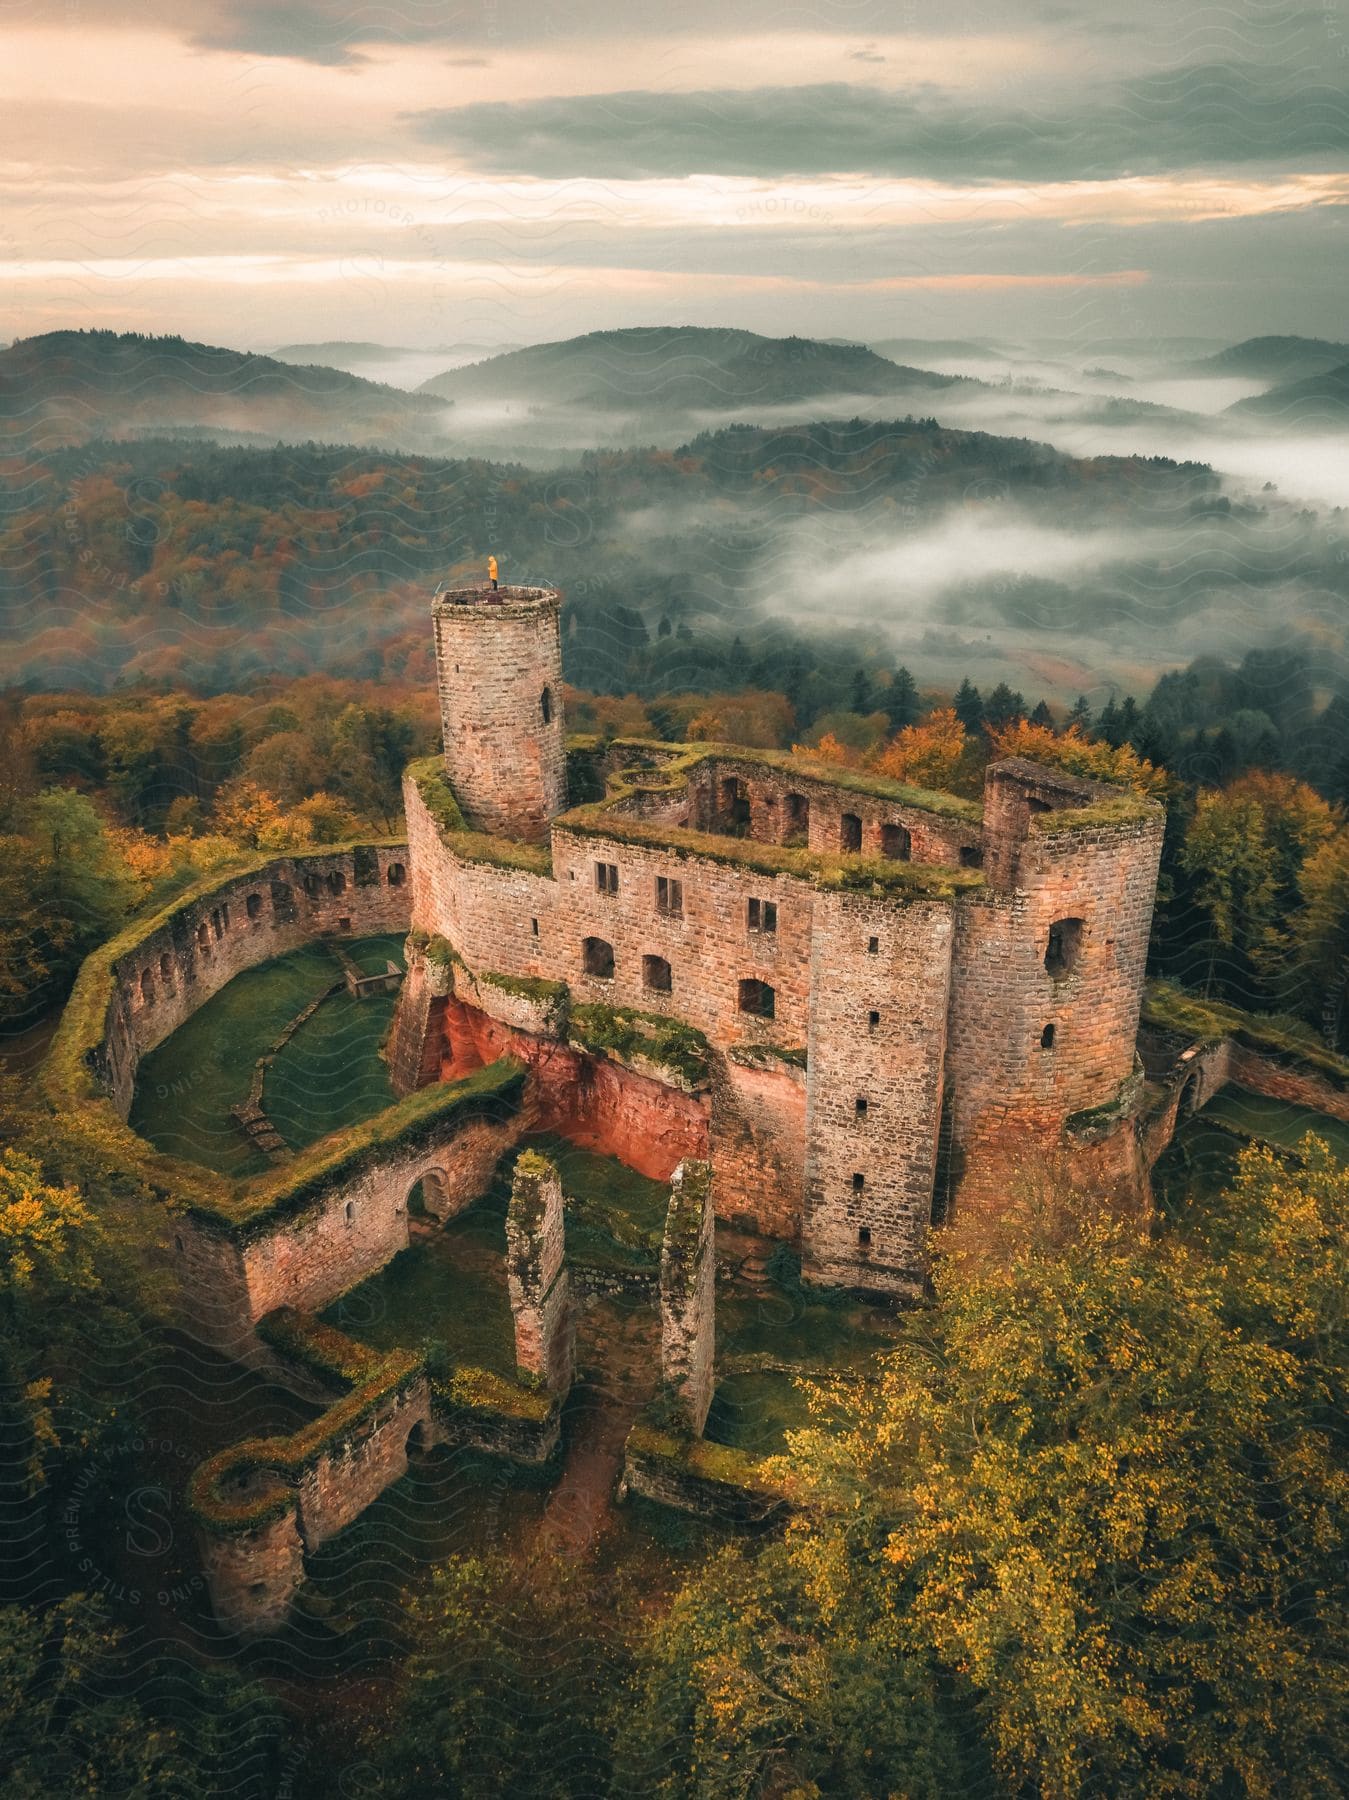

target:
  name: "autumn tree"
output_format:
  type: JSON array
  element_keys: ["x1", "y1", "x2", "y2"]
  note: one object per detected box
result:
[
  {"x1": 871, "y1": 707, "x2": 979, "y2": 795},
  {"x1": 661, "y1": 1146, "x2": 1348, "y2": 1800},
  {"x1": 987, "y1": 719, "x2": 1169, "y2": 800}
]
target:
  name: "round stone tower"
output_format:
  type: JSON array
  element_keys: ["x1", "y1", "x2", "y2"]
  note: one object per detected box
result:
[{"x1": 432, "y1": 582, "x2": 566, "y2": 843}]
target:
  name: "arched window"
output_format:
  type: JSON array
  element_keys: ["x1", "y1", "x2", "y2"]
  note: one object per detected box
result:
[
  {"x1": 344, "y1": 1200, "x2": 355, "y2": 1225},
  {"x1": 738, "y1": 977, "x2": 775, "y2": 1019},
  {"x1": 387, "y1": 862, "x2": 406, "y2": 886},
  {"x1": 881, "y1": 823, "x2": 911, "y2": 861},
  {"x1": 583, "y1": 936, "x2": 615, "y2": 979},
  {"x1": 196, "y1": 922, "x2": 210, "y2": 952},
  {"x1": 643, "y1": 954, "x2": 672, "y2": 993},
  {"x1": 246, "y1": 891, "x2": 263, "y2": 920},
  {"x1": 159, "y1": 952, "x2": 173, "y2": 982},
  {"x1": 840, "y1": 812, "x2": 862, "y2": 853},
  {"x1": 541, "y1": 686, "x2": 553, "y2": 724},
  {"x1": 327, "y1": 870, "x2": 346, "y2": 895},
  {"x1": 1044, "y1": 917, "x2": 1084, "y2": 978},
  {"x1": 1040, "y1": 1023, "x2": 1056, "y2": 1049},
  {"x1": 139, "y1": 968, "x2": 154, "y2": 1003},
  {"x1": 303, "y1": 872, "x2": 322, "y2": 899}
]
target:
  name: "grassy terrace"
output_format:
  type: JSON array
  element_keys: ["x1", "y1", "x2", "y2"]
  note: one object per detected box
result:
[{"x1": 132, "y1": 936, "x2": 406, "y2": 1177}]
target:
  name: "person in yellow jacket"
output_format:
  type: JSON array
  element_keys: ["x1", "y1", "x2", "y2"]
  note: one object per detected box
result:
[{"x1": 488, "y1": 554, "x2": 498, "y2": 590}]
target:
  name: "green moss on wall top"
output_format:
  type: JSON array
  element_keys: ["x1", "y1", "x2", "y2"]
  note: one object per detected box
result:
[
  {"x1": 1143, "y1": 980, "x2": 1349, "y2": 1090},
  {"x1": 569, "y1": 1003, "x2": 712, "y2": 1088},
  {"x1": 405, "y1": 758, "x2": 553, "y2": 876}
]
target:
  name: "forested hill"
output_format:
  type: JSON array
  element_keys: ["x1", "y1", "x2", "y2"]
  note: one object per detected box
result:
[
  {"x1": 0, "y1": 331, "x2": 454, "y2": 450},
  {"x1": 416, "y1": 326, "x2": 982, "y2": 408},
  {"x1": 1227, "y1": 360, "x2": 1349, "y2": 429},
  {"x1": 1190, "y1": 334, "x2": 1349, "y2": 381},
  {"x1": 0, "y1": 420, "x2": 1231, "y2": 691}
]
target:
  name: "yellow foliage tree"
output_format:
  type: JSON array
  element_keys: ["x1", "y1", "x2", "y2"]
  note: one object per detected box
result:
[
  {"x1": 987, "y1": 719, "x2": 1169, "y2": 800},
  {"x1": 871, "y1": 707, "x2": 975, "y2": 793}
]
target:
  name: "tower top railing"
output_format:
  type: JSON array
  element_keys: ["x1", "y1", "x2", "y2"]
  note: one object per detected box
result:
[{"x1": 432, "y1": 582, "x2": 559, "y2": 612}]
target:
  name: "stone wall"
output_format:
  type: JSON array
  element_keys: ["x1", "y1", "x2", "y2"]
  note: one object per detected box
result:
[
  {"x1": 946, "y1": 762, "x2": 1164, "y2": 1226},
  {"x1": 197, "y1": 1503, "x2": 305, "y2": 1638},
  {"x1": 506, "y1": 1151, "x2": 575, "y2": 1394},
  {"x1": 293, "y1": 1375, "x2": 432, "y2": 1548},
  {"x1": 176, "y1": 1087, "x2": 527, "y2": 1354},
  {"x1": 95, "y1": 844, "x2": 409, "y2": 1120},
  {"x1": 433, "y1": 586, "x2": 566, "y2": 842},
  {"x1": 659, "y1": 1160, "x2": 716, "y2": 1434},
  {"x1": 687, "y1": 754, "x2": 981, "y2": 867},
  {"x1": 803, "y1": 891, "x2": 956, "y2": 1293}
]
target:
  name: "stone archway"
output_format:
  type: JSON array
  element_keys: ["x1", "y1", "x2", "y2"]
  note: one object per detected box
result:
[{"x1": 407, "y1": 1166, "x2": 453, "y2": 1220}]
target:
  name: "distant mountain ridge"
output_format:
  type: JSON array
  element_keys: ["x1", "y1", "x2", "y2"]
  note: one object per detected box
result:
[
  {"x1": 1227, "y1": 359, "x2": 1349, "y2": 429},
  {"x1": 1190, "y1": 335, "x2": 1349, "y2": 382},
  {"x1": 0, "y1": 330, "x2": 453, "y2": 449},
  {"x1": 416, "y1": 325, "x2": 980, "y2": 410}
]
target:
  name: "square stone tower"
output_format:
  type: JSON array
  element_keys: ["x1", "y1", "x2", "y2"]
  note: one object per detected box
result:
[{"x1": 432, "y1": 583, "x2": 566, "y2": 843}]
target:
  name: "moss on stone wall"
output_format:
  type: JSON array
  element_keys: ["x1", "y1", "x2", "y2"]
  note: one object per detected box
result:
[
  {"x1": 432, "y1": 1364, "x2": 554, "y2": 1421},
  {"x1": 1031, "y1": 795, "x2": 1158, "y2": 835},
  {"x1": 559, "y1": 814, "x2": 981, "y2": 900},
  {"x1": 568, "y1": 1003, "x2": 712, "y2": 1089},
  {"x1": 188, "y1": 1337, "x2": 423, "y2": 1536},
  {"x1": 406, "y1": 758, "x2": 553, "y2": 876},
  {"x1": 188, "y1": 1058, "x2": 527, "y2": 1236},
  {"x1": 1143, "y1": 980, "x2": 1349, "y2": 1090}
]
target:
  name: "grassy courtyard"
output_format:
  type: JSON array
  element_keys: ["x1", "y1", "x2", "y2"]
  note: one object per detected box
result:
[{"x1": 130, "y1": 934, "x2": 405, "y2": 1175}]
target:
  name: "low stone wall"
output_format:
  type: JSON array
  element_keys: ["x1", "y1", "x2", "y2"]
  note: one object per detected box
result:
[
  {"x1": 48, "y1": 842, "x2": 409, "y2": 1125},
  {"x1": 192, "y1": 1310, "x2": 563, "y2": 1636},
  {"x1": 176, "y1": 1060, "x2": 528, "y2": 1355},
  {"x1": 621, "y1": 1421, "x2": 788, "y2": 1524}
]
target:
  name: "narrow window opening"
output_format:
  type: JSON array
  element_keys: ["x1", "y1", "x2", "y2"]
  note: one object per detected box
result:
[
  {"x1": 720, "y1": 776, "x2": 751, "y2": 833},
  {"x1": 595, "y1": 861, "x2": 619, "y2": 895},
  {"x1": 387, "y1": 862, "x2": 406, "y2": 886},
  {"x1": 867, "y1": 936, "x2": 880, "y2": 955},
  {"x1": 246, "y1": 891, "x2": 263, "y2": 920},
  {"x1": 852, "y1": 1172, "x2": 865, "y2": 1193},
  {"x1": 656, "y1": 875, "x2": 683, "y2": 916},
  {"x1": 784, "y1": 791, "x2": 808, "y2": 843},
  {"x1": 857, "y1": 1227, "x2": 872, "y2": 1248},
  {"x1": 1044, "y1": 917, "x2": 1084, "y2": 978},
  {"x1": 337, "y1": 916, "x2": 351, "y2": 932},
  {"x1": 1040, "y1": 1023, "x2": 1056, "y2": 1049},
  {"x1": 327, "y1": 870, "x2": 346, "y2": 895},
  {"x1": 303, "y1": 873, "x2": 322, "y2": 899},
  {"x1": 747, "y1": 897, "x2": 777, "y2": 933},
  {"x1": 583, "y1": 936, "x2": 615, "y2": 979},
  {"x1": 344, "y1": 1200, "x2": 355, "y2": 1225},
  {"x1": 882, "y1": 822, "x2": 911, "y2": 861},
  {"x1": 840, "y1": 812, "x2": 863, "y2": 853},
  {"x1": 868, "y1": 1010, "x2": 880, "y2": 1031},
  {"x1": 174, "y1": 1233, "x2": 185, "y2": 1252},
  {"x1": 196, "y1": 923, "x2": 210, "y2": 952},
  {"x1": 855, "y1": 1096, "x2": 868, "y2": 1117},
  {"x1": 643, "y1": 954, "x2": 672, "y2": 993},
  {"x1": 738, "y1": 977, "x2": 775, "y2": 1019},
  {"x1": 541, "y1": 685, "x2": 553, "y2": 725},
  {"x1": 159, "y1": 952, "x2": 173, "y2": 982},
  {"x1": 531, "y1": 917, "x2": 540, "y2": 936},
  {"x1": 139, "y1": 968, "x2": 154, "y2": 1002}
]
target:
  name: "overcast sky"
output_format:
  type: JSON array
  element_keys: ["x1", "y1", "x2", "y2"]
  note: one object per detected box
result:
[{"x1": 4, "y1": 0, "x2": 1347, "y2": 349}]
